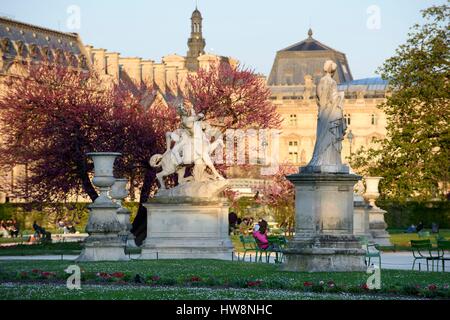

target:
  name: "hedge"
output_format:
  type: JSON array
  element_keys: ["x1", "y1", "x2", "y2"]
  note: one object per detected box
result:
[{"x1": 379, "y1": 201, "x2": 450, "y2": 229}]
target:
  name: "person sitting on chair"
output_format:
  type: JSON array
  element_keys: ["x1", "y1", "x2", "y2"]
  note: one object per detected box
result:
[
  {"x1": 416, "y1": 221, "x2": 424, "y2": 233},
  {"x1": 253, "y1": 220, "x2": 269, "y2": 250}
]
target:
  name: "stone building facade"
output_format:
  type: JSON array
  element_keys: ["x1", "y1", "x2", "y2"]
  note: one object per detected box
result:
[
  {"x1": 0, "y1": 8, "x2": 236, "y2": 203},
  {"x1": 268, "y1": 30, "x2": 388, "y2": 167}
]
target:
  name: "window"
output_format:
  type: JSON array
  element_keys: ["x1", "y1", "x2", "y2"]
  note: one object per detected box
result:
[
  {"x1": 288, "y1": 141, "x2": 298, "y2": 147},
  {"x1": 289, "y1": 152, "x2": 299, "y2": 164},
  {"x1": 289, "y1": 114, "x2": 297, "y2": 126},
  {"x1": 371, "y1": 114, "x2": 377, "y2": 125},
  {"x1": 345, "y1": 114, "x2": 351, "y2": 126}
]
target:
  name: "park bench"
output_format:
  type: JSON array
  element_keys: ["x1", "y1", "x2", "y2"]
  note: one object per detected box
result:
[
  {"x1": 437, "y1": 240, "x2": 450, "y2": 272},
  {"x1": 410, "y1": 239, "x2": 440, "y2": 271}
]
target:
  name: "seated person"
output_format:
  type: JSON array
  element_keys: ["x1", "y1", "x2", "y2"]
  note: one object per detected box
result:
[
  {"x1": 416, "y1": 221, "x2": 424, "y2": 233},
  {"x1": 9, "y1": 220, "x2": 19, "y2": 238},
  {"x1": 239, "y1": 218, "x2": 250, "y2": 235},
  {"x1": 253, "y1": 220, "x2": 269, "y2": 250},
  {"x1": 32, "y1": 221, "x2": 47, "y2": 238},
  {"x1": 405, "y1": 224, "x2": 416, "y2": 233},
  {"x1": 56, "y1": 219, "x2": 65, "y2": 232},
  {"x1": 67, "y1": 224, "x2": 76, "y2": 234},
  {"x1": 431, "y1": 223, "x2": 439, "y2": 234},
  {"x1": 0, "y1": 220, "x2": 9, "y2": 238}
]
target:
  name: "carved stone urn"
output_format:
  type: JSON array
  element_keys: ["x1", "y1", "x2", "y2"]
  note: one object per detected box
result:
[
  {"x1": 76, "y1": 152, "x2": 128, "y2": 261},
  {"x1": 87, "y1": 152, "x2": 122, "y2": 205},
  {"x1": 364, "y1": 177, "x2": 383, "y2": 208}
]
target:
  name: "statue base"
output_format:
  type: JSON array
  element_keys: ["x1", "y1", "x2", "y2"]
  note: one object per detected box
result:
[
  {"x1": 369, "y1": 206, "x2": 392, "y2": 246},
  {"x1": 284, "y1": 171, "x2": 366, "y2": 272},
  {"x1": 76, "y1": 203, "x2": 129, "y2": 262},
  {"x1": 139, "y1": 198, "x2": 234, "y2": 260},
  {"x1": 282, "y1": 235, "x2": 366, "y2": 272}
]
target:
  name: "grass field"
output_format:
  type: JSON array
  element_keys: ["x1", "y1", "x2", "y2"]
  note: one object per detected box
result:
[
  {"x1": 0, "y1": 259, "x2": 449, "y2": 300},
  {"x1": 1, "y1": 229, "x2": 449, "y2": 256},
  {"x1": 0, "y1": 283, "x2": 424, "y2": 300}
]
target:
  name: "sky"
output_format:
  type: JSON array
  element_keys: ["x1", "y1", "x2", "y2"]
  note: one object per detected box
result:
[{"x1": 1, "y1": 0, "x2": 446, "y2": 79}]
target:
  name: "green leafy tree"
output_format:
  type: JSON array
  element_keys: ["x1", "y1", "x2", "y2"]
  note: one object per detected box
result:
[{"x1": 351, "y1": 4, "x2": 450, "y2": 202}]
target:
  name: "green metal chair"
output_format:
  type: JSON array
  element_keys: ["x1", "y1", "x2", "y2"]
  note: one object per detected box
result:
[
  {"x1": 410, "y1": 240, "x2": 440, "y2": 271},
  {"x1": 266, "y1": 236, "x2": 286, "y2": 264},
  {"x1": 418, "y1": 231, "x2": 431, "y2": 238},
  {"x1": 239, "y1": 235, "x2": 257, "y2": 262},
  {"x1": 437, "y1": 240, "x2": 450, "y2": 272},
  {"x1": 359, "y1": 237, "x2": 381, "y2": 267}
]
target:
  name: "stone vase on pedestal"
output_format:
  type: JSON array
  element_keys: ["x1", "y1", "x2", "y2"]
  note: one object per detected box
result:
[
  {"x1": 76, "y1": 152, "x2": 129, "y2": 262},
  {"x1": 282, "y1": 170, "x2": 366, "y2": 272},
  {"x1": 364, "y1": 177, "x2": 392, "y2": 246},
  {"x1": 111, "y1": 178, "x2": 136, "y2": 248}
]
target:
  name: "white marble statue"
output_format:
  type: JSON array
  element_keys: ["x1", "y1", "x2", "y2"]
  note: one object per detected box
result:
[
  {"x1": 306, "y1": 60, "x2": 347, "y2": 172},
  {"x1": 150, "y1": 101, "x2": 225, "y2": 195}
]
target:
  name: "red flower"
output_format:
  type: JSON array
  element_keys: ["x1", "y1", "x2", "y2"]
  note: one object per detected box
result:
[
  {"x1": 327, "y1": 281, "x2": 336, "y2": 288},
  {"x1": 96, "y1": 272, "x2": 111, "y2": 279},
  {"x1": 111, "y1": 272, "x2": 125, "y2": 278},
  {"x1": 303, "y1": 281, "x2": 314, "y2": 287},
  {"x1": 31, "y1": 269, "x2": 41, "y2": 274},
  {"x1": 190, "y1": 276, "x2": 202, "y2": 282},
  {"x1": 151, "y1": 276, "x2": 161, "y2": 282},
  {"x1": 361, "y1": 283, "x2": 369, "y2": 291},
  {"x1": 428, "y1": 284, "x2": 437, "y2": 291},
  {"x1": 247, "y1": 280, "x2": 262, "y2": 287},
  {"x1": 41, "y1": 272, "x2": 55, "y2": 277}
]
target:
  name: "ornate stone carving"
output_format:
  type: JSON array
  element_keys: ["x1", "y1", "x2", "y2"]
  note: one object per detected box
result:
[
  {"x1": 302, "y1": 60, "x2": 348, "y2": 173},
  {"x1": 150, "y1": 100, "x2": 227, "y2": 199}
]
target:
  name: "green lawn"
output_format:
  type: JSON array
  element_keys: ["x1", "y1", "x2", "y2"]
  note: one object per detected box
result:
[
  {"x1": 0, "y1": 260, "x2": 449, "y2": 300},
  {"x1": 0, "y1": 283, "x2": 423, "y2": 300},
  {"x1": 0, "y1": 242, "x2": 82, "y2": 256},
  {"x1": 388, "y1": 229, "x2": 450, "y2": 250},
  {"x1": 1, "y1": 229, "x2": 449, "y2": 256}
]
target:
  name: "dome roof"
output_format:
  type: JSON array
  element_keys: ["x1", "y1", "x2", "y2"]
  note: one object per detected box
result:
[{"x1": 267, "y1": 29, "x2": 353, "y2": 86}]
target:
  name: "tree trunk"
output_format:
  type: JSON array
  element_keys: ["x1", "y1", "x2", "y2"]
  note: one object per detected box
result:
[
  {"x1": 79, "y1": 158, "x2": 98, "y2": 202},
  {"x1": 131, "y1": 167, "x2": 156, "y2": 246}
]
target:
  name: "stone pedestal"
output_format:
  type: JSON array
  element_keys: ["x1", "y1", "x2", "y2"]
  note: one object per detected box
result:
[
  {"x1": 353, "y1": 195, "x2": 372, "y2": 239},
  {"x1": 139, "y1": 198, "x2": 234, "y2": 260},
  {"x1": 282, "y1": 172, "x2": 365, "y2": 272},
  {"x1": 369, "y1": 207, "x2": 392, "y2": 246},
  {"x1": 117, "y1": 207, "x2": 137, "y2": 247},
  {"x1": 76, "y1": 203, "x2": 129, "y2": 262}
]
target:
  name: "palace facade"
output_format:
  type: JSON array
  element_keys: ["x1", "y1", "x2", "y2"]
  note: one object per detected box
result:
[
  {"x1": 268, "y1": 29, "x2": 388, "y2": 167},
  {"x1": 0, "y1": 10, "x2": 389, "y2": 202},
  {"x1": 0, "y1": 9, "x2": 236, "y2": 203}
]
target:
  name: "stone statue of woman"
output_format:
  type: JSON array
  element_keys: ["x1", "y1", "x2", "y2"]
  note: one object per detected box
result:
[{"x1": 305, "y1": 60, "x2": 348, "y2": 173}]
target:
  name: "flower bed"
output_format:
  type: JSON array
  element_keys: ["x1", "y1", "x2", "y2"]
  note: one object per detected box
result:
[{"x1": 1, "y1": 268, "x2": 449, "y2": 299}]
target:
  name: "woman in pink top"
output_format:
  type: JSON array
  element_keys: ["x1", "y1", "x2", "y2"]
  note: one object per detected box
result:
[{"x1": 253, "y1": 220, "x2": 269, "y2": 250}]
